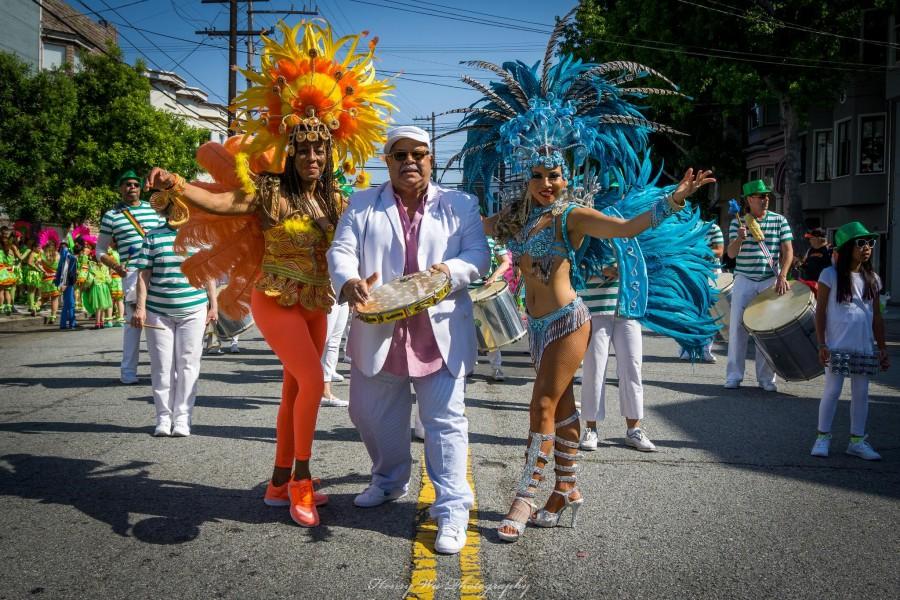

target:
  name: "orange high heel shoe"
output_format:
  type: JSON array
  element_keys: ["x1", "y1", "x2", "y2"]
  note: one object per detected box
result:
[{"x1": 287, "y1": 478, "x2": 319, "y2": 527}]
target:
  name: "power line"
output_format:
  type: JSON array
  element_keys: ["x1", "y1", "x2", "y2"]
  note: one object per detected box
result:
[
  {"x1": 81, "y1": 0, "x2": 228, "y2": 102},
  {"x1": 346, "y1": 0, "x2": 553, "y2": 35},
  {"x1": 682, "y1": 0, "x2": 900, "y2": 50}
]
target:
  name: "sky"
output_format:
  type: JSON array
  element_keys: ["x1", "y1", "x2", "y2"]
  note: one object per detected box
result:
[{"x1": 72, "y1": 0, "x2": 580, "y2": 186}]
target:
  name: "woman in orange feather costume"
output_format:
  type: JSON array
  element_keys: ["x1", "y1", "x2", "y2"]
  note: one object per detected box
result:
[{"x1": 144, "y1": 20, "x2": 393, "y2": 528}]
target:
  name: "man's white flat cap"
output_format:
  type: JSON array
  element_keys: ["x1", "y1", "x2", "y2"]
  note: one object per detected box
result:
[{"x1": 384, "y1": 125, "x2": 431, "y2": 153}]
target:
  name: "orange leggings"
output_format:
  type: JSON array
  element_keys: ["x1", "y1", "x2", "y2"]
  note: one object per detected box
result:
[{"x1": 251, "y1": 289, "x2": 327, "y2": 465}]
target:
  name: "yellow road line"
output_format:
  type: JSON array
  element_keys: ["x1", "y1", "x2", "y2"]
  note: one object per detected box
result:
[
  {"x1": 406, "y1": 450, "x2": 485, "y2": 600},
  {"x1": 459, "y1": 450, "x2": 485, "y2": 599},
  {"x1": 407, "y1": 457, "x2": 437, "y2": 600}
]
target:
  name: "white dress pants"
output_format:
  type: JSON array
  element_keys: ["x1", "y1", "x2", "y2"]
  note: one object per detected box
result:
[
  {"x1": 817, "y1": 369, "x2": 870, "y2": 436},
  {"x1": 581, "y1": 314, "x2": 644, "y2": 422},
  {"x1": 725, "y1": 274, "x2": 776, "y2": 385},
  {"x1": 121, "y1": 302, "x2": 144, "y2": 381},
  {"x1": 348, "y1": 365, "x2": 473, "y2": 526},
  {"x1": 321, "y1": 302, "x2": 350, "y2": 381},
  {"x1": 146, "y1": 308, "x2": 206, "y2": 426}
]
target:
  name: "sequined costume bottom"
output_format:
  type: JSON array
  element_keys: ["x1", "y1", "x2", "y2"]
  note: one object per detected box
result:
[{"x1": 527, "y1": 297, "x2": 591, "y2": 369}]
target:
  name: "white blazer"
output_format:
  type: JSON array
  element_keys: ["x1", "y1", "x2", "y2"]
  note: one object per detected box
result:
[{"x1": 327, "y1": 181, "x2": 490, "y2": 378}]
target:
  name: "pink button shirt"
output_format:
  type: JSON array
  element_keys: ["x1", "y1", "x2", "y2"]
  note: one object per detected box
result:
[{"x1": 381, "y1": 192, "x2": 444, "y2": 377}]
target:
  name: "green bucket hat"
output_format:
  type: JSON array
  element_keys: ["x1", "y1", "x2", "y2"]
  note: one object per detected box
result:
[
  {"x1": 834, "y1": 221, "x2": 877, "y2": 249},
  {"x1": 116, "y1": 169, "x2": 143, "y2": 188},
  {"x1": 742, "y1": 179, "x2": 772, "y2": 196}
]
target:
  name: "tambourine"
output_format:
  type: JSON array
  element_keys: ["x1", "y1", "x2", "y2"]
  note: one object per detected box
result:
[{"x1": 355, "y1": 270, "x2": 451, "y2": 324}]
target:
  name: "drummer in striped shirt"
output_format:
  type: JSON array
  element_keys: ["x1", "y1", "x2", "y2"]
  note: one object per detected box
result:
[
  {"x1": 724, "y1": 179, "x2": 794, "y2": 391},
  {"x1": 97, "y1": 170, "x2": 163, "y2": 384}
]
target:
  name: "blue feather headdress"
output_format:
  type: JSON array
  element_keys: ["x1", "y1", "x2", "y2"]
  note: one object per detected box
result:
[{"x1": 441, "y1": 8, "x2": 686, "y2": 198}]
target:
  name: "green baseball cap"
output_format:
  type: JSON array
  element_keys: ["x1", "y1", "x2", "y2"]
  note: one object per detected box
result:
[
  {"x1": 116, "y1": 169, "x2": 143, "y2": 187},
  {"x1": 834, "y1": 221, "x2": 877, "y2": 248},
  {"x1": 742, "y1": 179, "x2": 772, "y2": 196}
]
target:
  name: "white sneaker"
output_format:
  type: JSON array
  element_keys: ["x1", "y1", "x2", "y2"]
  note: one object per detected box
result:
[
  {"x1": 229, "y1": 342, "x2": 240, "y2": 354},
  {"x1": 702, "y1": 350, "x2": 716, "y2": 363},
  {"x1": 490, "y1": 368, "x2": 505, "y2": 382},
  {"x1": 320, "y1": 395, "x2": 349, "y2": 407},
  {"x1": 678, "y1": 349, "x2": 690, "y2": 360},
  {"x1": 810, "y1": 435, "x2": 831, "y2": 457},
  {"x1": 724, "y1": 379, "x2": 741, "y2": 389},
  {"x1": 759, "y1": 381, "x2": 778, "y2": 392},
  {"x1": 207, "y1": 347, "x2": 224, "y2": 355},
  {"x1": 846, "y1": 436, "x2": 881, "y2": 461},
  {"x1": 434, "y1": 519, "x2": 467, "y2": 554},
  {"x1": 625, "y1": 428, "x2": 657, "y2": 452},
  {"x1": 153, "y1": 421, "x2": 171, "y2": 437},
  {"x1": 580, "y1": 427, "x2": 599, "y2": 451},
  {"x1": 331, "y1": 372, "x2": 345, "y2": 382},
  {"x1": 353, "y1": 484, "x2": 408, "y2": 508},
  {"x1": 171, "y1": 422, "x2": 191, "y2": 437}
]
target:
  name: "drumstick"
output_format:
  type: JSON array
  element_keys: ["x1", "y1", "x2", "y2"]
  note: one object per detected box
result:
[{"x1": 141, "y1": 323, "x2": 166, "y2": 330}]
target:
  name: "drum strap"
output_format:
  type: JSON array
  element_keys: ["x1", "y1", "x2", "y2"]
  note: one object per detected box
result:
[{"x1": 752, "y1": 237, "x2": 781, "y2": 279}]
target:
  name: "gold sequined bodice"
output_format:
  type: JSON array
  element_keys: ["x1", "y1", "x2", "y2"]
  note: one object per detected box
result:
[{"x1": 256, "y1": 215, "x2": 333, "y2": 311}]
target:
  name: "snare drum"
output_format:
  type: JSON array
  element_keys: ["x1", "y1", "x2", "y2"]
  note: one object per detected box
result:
[
  {"x1": 711, "y1": 272, "x2": 734, "y2": 341},
  {"x1": 216, "y1": 312, "x2": 255, "y2": 339},
  {"x1": 468, "y1": 280, "x2": 526, "y2": 352},
  {"x1": 743, "y1": 284, "x2": 821, "y2": 381},
  {"x1": 356, "y1": 270, "x2": 451, "y2": 324}
]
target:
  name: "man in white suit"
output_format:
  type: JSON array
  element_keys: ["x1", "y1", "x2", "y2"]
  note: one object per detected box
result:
[{"x1": 327, "y1": 126, "x2": 489, "y2": 555}]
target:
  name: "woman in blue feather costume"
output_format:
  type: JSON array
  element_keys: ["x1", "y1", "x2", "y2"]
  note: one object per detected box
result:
[{"x1": 444, "y1": 10, "x2": 718, "y2": 542}]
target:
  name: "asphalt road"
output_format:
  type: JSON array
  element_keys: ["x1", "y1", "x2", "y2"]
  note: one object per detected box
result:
[{"x1": 1, "y1": 322, "x2": 898, "y2": 600}]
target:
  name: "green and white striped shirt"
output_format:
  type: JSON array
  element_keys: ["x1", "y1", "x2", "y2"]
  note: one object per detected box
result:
[
  {"x1": 99, "y1": 201, "x2": 163, "y2": 264},
  {"x1": 728, "y1": 211, "x2": 793, "y2": 281},
  {"x1": 581, "y1": 276, "x2": 619, "y2": 316},
  {"x1": 131, "y1": 226, "x2": 208, "y2": 318},
  {"x1": 706, "y1": 222, "x2": 724, "y2": 247}
]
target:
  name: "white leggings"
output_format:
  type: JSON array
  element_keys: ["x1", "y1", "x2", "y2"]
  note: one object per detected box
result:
[{"x1": 817, "y1": 369, "x2": 870, "y2": 436}]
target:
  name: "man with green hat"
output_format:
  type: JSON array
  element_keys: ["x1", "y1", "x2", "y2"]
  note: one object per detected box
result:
[
  {"x1": 97, "y1": 169, "x2": 163, "y2": 384},
  {"x1": 724, "y1": 179, "x2": 794, "y2": 391}
]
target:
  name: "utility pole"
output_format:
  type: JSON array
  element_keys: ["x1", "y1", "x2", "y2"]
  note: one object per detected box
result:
[
  {"x1": 413, "y1": 112, "x2": 437, "y2": 181},
  {"x1": 198, "y1": 0, "x2": 271, "y2": 134},
  {"x1": 198, "y1": 1, "x2": 319, "y2": 135}
]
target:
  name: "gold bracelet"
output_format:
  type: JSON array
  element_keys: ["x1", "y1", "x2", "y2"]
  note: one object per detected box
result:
[{"x1": 150, "y1": 174, "x2": 190, "y2": 227}]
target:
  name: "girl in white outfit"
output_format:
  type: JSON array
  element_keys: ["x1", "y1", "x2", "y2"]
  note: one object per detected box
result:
[{"x1": 811, "y1": 222, "x2": 888, "y2": 460}]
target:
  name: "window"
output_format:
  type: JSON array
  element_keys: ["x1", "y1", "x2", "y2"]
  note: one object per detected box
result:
[
  {"x1": 42, "y1": 42, "x2": 65, "y2": 70},
  {"x1": 835, "y1": 119, "x2": 851, "y2": 177},
  {"x1": 763, "y1": 102, "x2": 780, "y2": 126},
  {"x1": 748, "y1": 168, "x2": 759, "y2": 182},
  {"x1": 859, "y1": 114, "x2": 886, "y2": 174},
  {"x1": 798, "y1": 134, "x2": 807, "y2": 184},
  {"x1": 814, "y1": 130, "x2": 833, "y2": 182}
]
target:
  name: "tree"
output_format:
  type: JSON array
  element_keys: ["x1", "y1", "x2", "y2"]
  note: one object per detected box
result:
[
  {"x1": 0, "y1": 52, "x2": 77, "y2": 223},
  {"x1": 0, "y1": 48, "x2": 207, "y2": 225},
  {"x1": 563, "y1": 0, "x2": 891, "y2": 234}
]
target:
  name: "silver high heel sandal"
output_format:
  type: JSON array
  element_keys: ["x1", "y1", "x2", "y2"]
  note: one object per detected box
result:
[
  {"x1": 497, "y1": 431, "x2": 554, "y2": 542},
  {"x1": 532, "y1": 412, "x2": 584, "y2": 528}
]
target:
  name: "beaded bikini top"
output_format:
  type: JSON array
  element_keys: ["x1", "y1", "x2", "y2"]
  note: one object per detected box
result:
[{"x1": 507, "y1": 201, "x2": 577, "y2": 284}]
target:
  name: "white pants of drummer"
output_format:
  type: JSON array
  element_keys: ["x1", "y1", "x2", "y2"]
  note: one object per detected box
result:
[
  {"x1": 725, "y1": 274, "x2": 776, "y2": 386},
  {"x1": 349, "y1": 365, "x2": 473, "y2": 526},
  {"x1": 581, "y1": 314, "x2": 644, "y2": 422},
  {"x1": 145, "y1": 308, "x2": 206, "y2": 427},
  {"x1": 321, "y1": 301, "x2": 350, "y2": 381}
]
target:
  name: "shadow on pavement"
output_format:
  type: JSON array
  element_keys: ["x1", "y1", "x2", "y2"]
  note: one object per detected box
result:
[
  {"x1": 0, "y1": 454, "x2": 413, "y2": 544},
  {"x1": 128, "y1": 395, "x2": 281, "y2": 410},
  {"x1": 650, "y1": 392, "x2": 900, "y2": 500}
]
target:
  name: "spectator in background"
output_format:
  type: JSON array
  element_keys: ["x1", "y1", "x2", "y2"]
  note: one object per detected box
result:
[{"x1": 797, "y1": 227, "x2": 832, "y2": 290}]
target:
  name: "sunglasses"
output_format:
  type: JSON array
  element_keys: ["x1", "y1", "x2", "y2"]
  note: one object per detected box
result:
[
  {"x1": 389, "y1": 150, "x2": 430, "y2": 162},
  {"x1": 855, "y1": 238, "x2": 876, "y2": 249},
  {"x1": 122, "y1": 182, "x2": 141, "y2": 188}
]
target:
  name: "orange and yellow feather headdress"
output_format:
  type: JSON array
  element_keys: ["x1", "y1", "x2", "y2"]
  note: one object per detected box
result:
[{"x1": 231, "y1": 20, "x2": 394, "y2": 193}]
